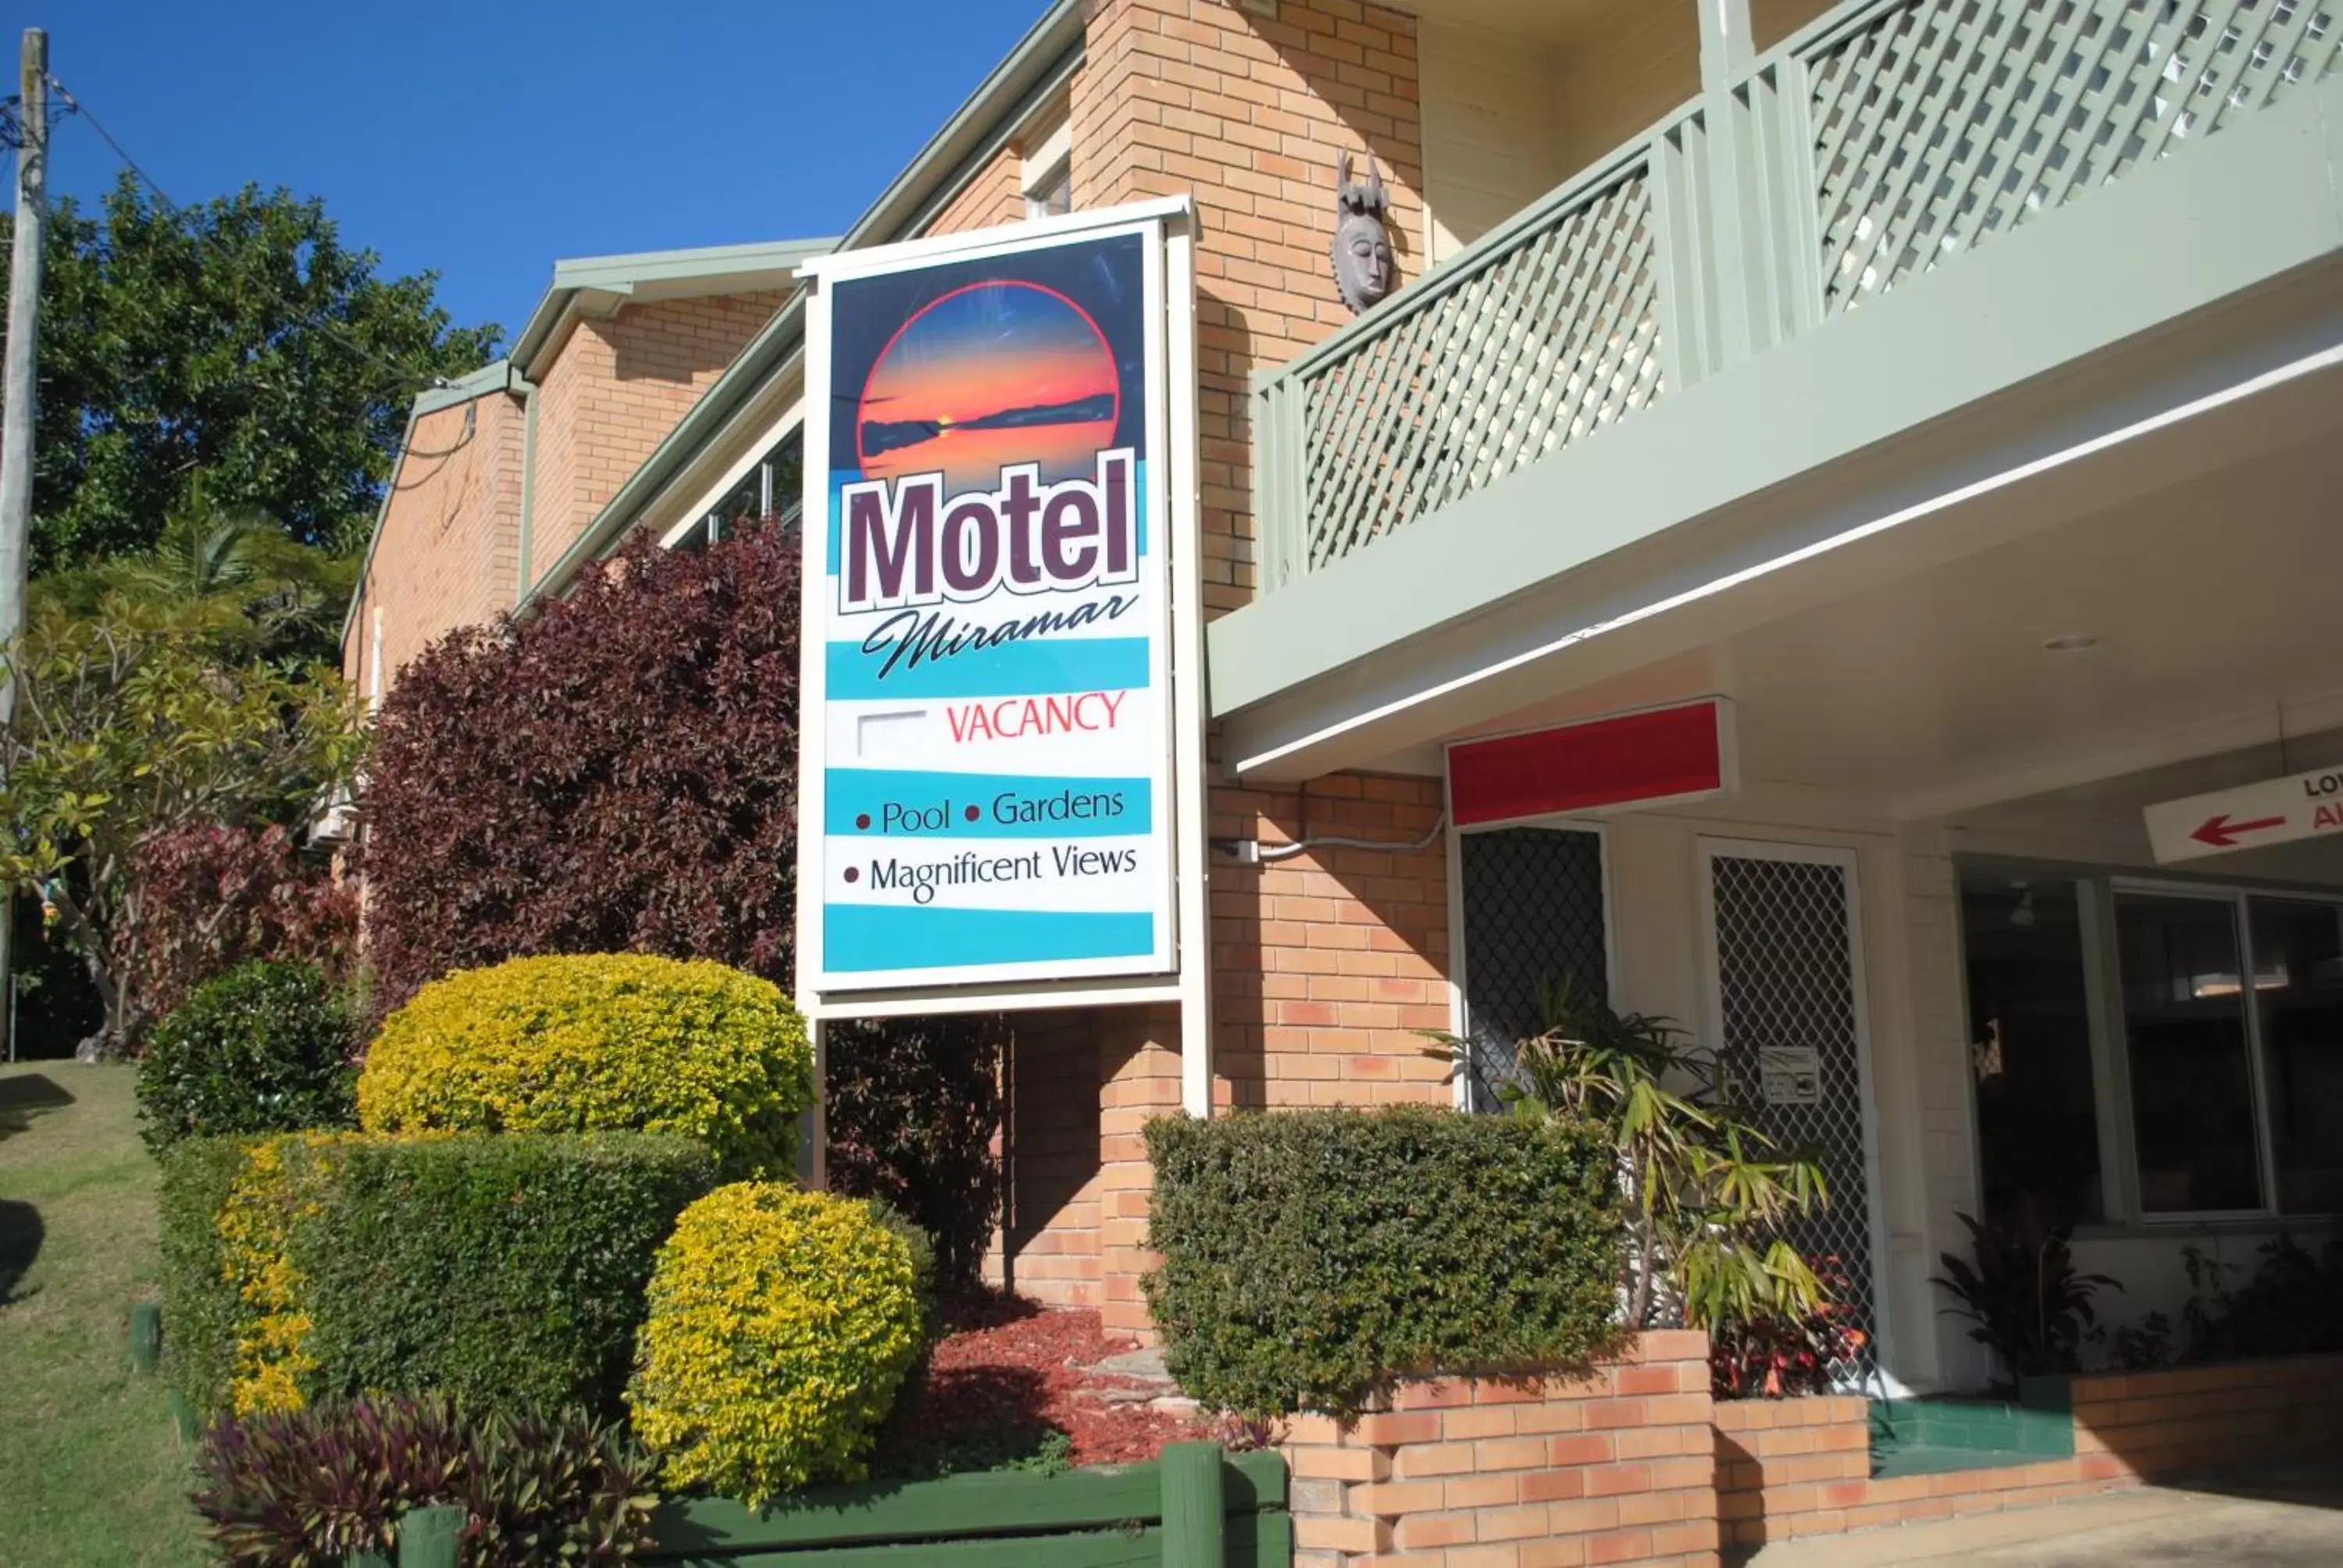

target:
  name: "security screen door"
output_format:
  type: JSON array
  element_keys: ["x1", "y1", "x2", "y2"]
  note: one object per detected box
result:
[
  {"x1": 1699, "y1": 839, "x2": 1886, "y2": 1372},
  {"x1": 1457, "y1": 826, "x2": 1609, "y2": 1113}
]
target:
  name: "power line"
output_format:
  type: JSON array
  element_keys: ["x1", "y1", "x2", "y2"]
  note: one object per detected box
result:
[{"x1": 45, "y1": 73, "x2": 466, "y2": 397}]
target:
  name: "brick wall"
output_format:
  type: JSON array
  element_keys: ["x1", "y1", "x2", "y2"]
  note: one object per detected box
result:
[
  {"x1": 1211, "y1": 772, "x2": 1451, "y2": 1112},
  {"x1": 1277, "y1": 1333, "x2": 1720, "y2": 1568},
  {"x1": 1072, "y1": 0, "x2": 1426, "y2": 615},
  {"x1": 992, "y1": 1010, "x2": 1106, "y2": 1309},
  {"x1": 348, "y1": 389, "x2": 525, "y2": 695},
  {"x1": 931, "y1": 141, "x2": 1027, "y2": 235},
  {"x1": 525, "y1": 290, "x2": 789, "y2": 577},
  {"x1": 985, "y1": 1001, "x2": 1182, "y2": 1342},
  {"x1": 1714, "y1": 1355, "x2": 2343, "y2": 1550}
]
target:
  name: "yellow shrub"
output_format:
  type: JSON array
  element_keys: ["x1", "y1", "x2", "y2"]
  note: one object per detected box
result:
[
  {"x1": 358, "y1": 955, "x2": 813, "y2": 1177},
  {"x1": 216, "y1": 1133, "x2": 359, "y2": 1416},
  {"x1": 626, "y1": 1184, "x2": 925, "y2": 1503}
]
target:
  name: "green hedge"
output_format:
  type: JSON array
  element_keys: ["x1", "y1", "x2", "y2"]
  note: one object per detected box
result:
[
  {"x1": 158, "y1": 1132, "x2": 717, "y2": 1421},
  {"x1": 159, "y1": 1137, "x2": 261, "y2": 1419},
  {"x1": 1143, "y1": 1106, "x2": 1621, "y2": 1419},
  {"x1": 294, "y1": 1134, "x2": 718, "y2": 1419}
]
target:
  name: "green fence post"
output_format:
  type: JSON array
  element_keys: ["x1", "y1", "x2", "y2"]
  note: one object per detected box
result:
[
  {"x1": 1160, "y1": 1441, "x2": 1226, "y2": 1568},
  {"x1": 398, "y1": 1506, "x2": 464, "y2": 1568},
  {"x1": 129, "y1": 1301, "x2": 162, "y2": 1374}
]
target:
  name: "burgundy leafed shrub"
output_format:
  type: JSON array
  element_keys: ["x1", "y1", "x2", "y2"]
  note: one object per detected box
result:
[
  {"x1": 117, "y1": 822, "x2": 357, "y2": 1031},
  {"x1": 362, "y1": 529, "x2": 800, "y2": 1013},
  {"x1": 826, "y1": 1013, "x2": 1006, "y2": 1292},
  {"x1": 362, "y1": 527, "x2": 1007, "y2": 1280}
]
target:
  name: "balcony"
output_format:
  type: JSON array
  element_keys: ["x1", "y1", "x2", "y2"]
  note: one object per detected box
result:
[{"x1": 1250, "y1": 0, "x2": 2343, "y2": 592}]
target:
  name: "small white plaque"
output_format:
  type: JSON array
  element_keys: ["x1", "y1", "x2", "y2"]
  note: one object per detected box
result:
[{"x1": 1760, "y1": 1046, "x2": 1822, "y2": 1107}]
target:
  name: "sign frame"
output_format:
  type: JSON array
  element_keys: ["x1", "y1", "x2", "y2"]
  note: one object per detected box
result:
[
  {"x1": 2144, "y1": 761, "x2": 2343, "y2": 864},
  {"x1": 792, "y1": 199, "x2": 1207, "y2": 1063}
]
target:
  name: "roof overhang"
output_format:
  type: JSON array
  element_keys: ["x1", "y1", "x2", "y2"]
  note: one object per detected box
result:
[
  {"x1": 840, "y1": 0, "x2": 1084, "y2": 248},
  {"x1": 508, "y1": 234, "x2": 839, "y2": 379}
]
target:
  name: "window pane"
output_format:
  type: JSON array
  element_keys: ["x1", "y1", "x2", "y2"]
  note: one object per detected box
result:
[
  {"x1": 2248, "y1": 898, "x2": 2343, "y2": 1214},
  {"x1": 765, "y1": 429, "x2": 804, "y2": 532},
  {"x1": 1960, "y1": 876, "x2": 2102, "y2": 1226},
  {"x1": 1026, "y1": 161, "x2": 1072, "y2": 219},
  {"x1": 2114, "y1": 893, "x2": 2265, "y2": 1213}
]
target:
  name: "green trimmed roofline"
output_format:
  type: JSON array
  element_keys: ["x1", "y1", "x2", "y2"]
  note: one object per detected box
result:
[
  {"x1": 516, "y1": 0, "x2": 1086, "y2": 610},
  {"x1": 508, "y1": 233, "x2": 839, "y2": 378}
]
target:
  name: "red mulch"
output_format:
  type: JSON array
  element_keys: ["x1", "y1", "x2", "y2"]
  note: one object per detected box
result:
[{"x1": 876, "y1": 1292, "x2": 1214, "y2": 1472}]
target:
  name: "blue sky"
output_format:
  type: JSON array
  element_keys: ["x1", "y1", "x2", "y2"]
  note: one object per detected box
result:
[{"x1": 14, "y1": 0, "x2": 1050, "y2": 344}]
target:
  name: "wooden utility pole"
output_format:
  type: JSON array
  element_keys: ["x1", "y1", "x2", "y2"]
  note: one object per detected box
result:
[{"x1": 0, "y1": 27, "x2": 47, "y2": 1060}]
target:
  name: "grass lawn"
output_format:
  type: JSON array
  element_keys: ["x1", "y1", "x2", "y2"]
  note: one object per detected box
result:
[{"x1": 2, "y1": 1061, "x2": 209, "y2": 1566}]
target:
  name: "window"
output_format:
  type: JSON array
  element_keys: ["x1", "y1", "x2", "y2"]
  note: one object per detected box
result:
[
  {"x1": 2247, "y1": 898, "x2": 2343, "y2": 1213},
  {"x1": 1022, "y1": 108, "x2": 1072, "y2": 220},
  {"x1": 1961, "y1": 875, "x2": 2103, "y2": 1226},
  {"x1": 1963, "y1": 868, "x2": 2343, "y2": 1224},
  {"x1": 1025, "y1": 161, "x2": 1072, "y2": 219},
  {"x1": 666, "y1": 427, "x2": 803, "y2": 554},
  {"x1": 2113, "y1": 892, "x2": 2266, "y2": 1215}
]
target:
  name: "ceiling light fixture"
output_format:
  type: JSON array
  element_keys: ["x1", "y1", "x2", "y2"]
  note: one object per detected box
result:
[{"x1": 2042, "y1": 634, "x2": 2099, "y2": 653}]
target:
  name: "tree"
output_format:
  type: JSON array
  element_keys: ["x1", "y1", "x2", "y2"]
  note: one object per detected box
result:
[
  {"x1": 34, "y1": 494, "x2": 358, "y2": 666},
  {"x1": 0, "y1": 175, "x2": 501, "y2": 568},
  {"x1": 0, "y1": 605, "x2": 362, "y2": 1057}
]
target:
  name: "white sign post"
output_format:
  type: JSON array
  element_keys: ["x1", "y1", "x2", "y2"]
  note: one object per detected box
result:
[
  {"x1": 793, "y1": 200, "x2": 1209, "y2": 1112},
  {"x1": 2143, "y1": 764, "x2": 2343, "y2": 863}
]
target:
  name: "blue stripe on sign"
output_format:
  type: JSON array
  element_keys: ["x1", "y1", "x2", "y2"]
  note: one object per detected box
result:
[
  {"x1": 826, "y1": 637, "x2": 1149, "y2": 701},
  {"x1": 826, "y1": 771, "x2": 1152, "y2": 839},
  {"x1": 823, "y1": 459, "x2": 1152, "y2": 572},
  {"x1": 825, "y1": 905, "x2": 1157, "y2": 972}
]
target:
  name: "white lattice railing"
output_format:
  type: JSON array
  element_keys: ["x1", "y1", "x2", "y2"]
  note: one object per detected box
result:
[
  {"x1": 1255, "y1": 0, "x2": 2342, "y2": 587},
  {"x1": 1254, "y1": 111, "x2": 1708, "y2": 587},
  {"x1": 1807, "y1": 0, "x2": 2342, "y2": 313}
]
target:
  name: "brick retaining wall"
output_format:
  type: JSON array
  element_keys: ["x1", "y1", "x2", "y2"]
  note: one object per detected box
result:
[
  {"x1": 1276, "y1": 1331, "x2": 1720, "y2": 1568},
  {"x1": 1268, "y1": 1342, "x2": 2343, "y2": 1563}
]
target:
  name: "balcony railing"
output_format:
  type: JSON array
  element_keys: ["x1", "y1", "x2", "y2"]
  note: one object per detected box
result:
[{"x1": 1254, "y1": 0, "x2": 2343, "y2": 589}]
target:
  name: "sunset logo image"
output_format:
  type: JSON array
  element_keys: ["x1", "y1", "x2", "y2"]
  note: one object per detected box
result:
[{"x1": 857, "y1": 280, "x2": 1120, "y2": 491}]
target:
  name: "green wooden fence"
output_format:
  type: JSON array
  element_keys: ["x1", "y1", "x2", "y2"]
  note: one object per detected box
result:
[{"x1": 375, "y1": 1444, "x2": 1289, "y2": 1568}]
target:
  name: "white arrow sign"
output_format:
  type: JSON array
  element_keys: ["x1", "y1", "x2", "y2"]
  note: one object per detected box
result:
[{"x1": 2144, "y1": 764, "x2": 2343, "y2": 864}]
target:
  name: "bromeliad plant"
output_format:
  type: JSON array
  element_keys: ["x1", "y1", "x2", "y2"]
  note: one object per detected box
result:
[
  {"x1": 1427, "y1": 983, "x2": 1835, "y2": 1356},
  {"x1": 191, "y1": 1393, "x2": 660, "y2": 1567}
]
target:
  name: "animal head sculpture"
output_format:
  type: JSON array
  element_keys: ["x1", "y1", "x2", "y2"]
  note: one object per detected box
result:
[{"x1": 1331, "y1": 151, "x2": 1395, "y2": 313}]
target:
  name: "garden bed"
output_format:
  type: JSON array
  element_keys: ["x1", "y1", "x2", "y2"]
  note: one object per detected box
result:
[{"x1": 873, "y1": 1294, "x2": 1211, "y2": 1478}]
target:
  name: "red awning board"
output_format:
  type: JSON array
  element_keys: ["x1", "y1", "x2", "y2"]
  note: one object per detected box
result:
[{"x1": 1446, "y1": 700, "x2": 1733, "y2": 828}]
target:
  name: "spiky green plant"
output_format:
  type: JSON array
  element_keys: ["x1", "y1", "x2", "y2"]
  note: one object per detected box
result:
[{"x1": 1428, "y1": 982, "x2": 1832, "y2": 1341}]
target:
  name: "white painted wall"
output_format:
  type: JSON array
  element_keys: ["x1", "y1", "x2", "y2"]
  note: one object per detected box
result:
[
  {"x1": 1417, "y1": 20, "x2": 1569, "y2": 265},
  {"x1": 1416, "y1": 5, "x2": 1701, "y2": 267}
]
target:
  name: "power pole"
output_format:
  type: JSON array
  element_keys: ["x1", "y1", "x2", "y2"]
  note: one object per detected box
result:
[{"x1": 0, "y1": 27, "x2": 47, "y2": 1060}]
